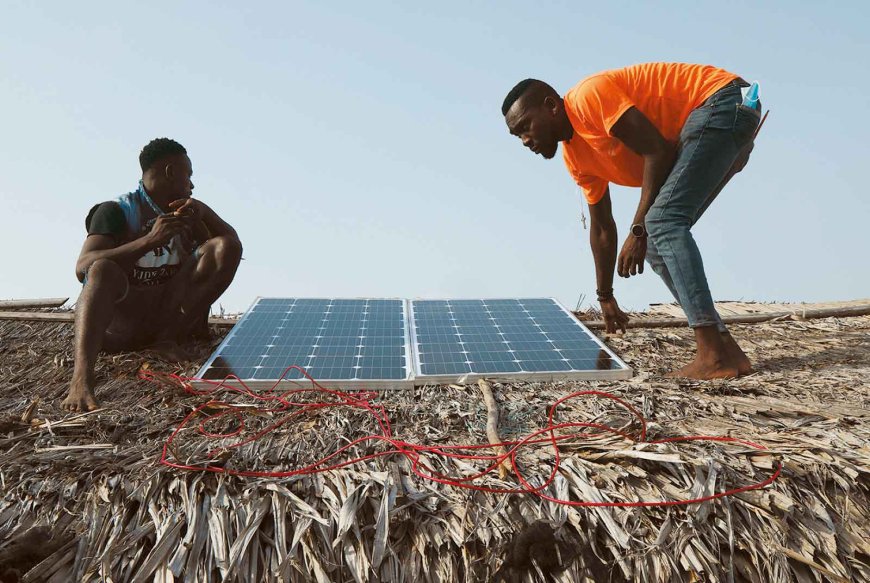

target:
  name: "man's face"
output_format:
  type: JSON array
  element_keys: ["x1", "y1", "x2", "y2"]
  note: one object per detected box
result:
[
  {"x1": 166, "y1": 154, "x2": 195, "y2": 199},
  {"x1": 505, "y1": 97, "x2": 561, "y2": 159}
]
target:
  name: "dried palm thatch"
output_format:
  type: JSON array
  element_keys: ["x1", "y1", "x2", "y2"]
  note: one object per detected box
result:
[{"x1": 0, "y1": 309, "x2": 868, "y2": 582}]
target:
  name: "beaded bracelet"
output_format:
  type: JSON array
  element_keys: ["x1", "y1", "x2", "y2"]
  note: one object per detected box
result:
[{"x1": 596, "y1": 288, "x2": 614, "y2": 302}]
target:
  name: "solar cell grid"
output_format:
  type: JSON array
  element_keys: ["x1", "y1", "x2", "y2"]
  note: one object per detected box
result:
[
  {"x1": 198, "y1": 298, "x2": 411, "y2": 385},
  {"x1": 410, "y1": 298, "x2": 628, "y2": 381}
]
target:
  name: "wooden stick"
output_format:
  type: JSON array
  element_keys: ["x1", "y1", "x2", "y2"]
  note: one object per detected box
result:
[
  {"x1": 0, "y1": 311, "x2": 238, "y2": 327},
  {"x1": 478, "y1": 379, "x2": 512, "y2": 479},
  {"x1": 0, "y1": 297, "x2": 68, "y2": 309},
  {"x1": 34, "y1": 443, "x2": 115, "y2": 453},
  {"x1": 578, "y1": 303, "x2": 870, "y2": 330},
  {"x1": 754, "y1": 109, "x2": 770, "y2": 139}
]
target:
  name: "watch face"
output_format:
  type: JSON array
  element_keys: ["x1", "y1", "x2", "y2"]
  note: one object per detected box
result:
[{"x1": 631, "y1": 224, "x2": 646, "y2": 237}]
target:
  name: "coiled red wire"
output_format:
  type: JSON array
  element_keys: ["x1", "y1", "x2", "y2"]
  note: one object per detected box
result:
[{"x1": 141, "y1": 365, "x2": 781, "y2": 507}]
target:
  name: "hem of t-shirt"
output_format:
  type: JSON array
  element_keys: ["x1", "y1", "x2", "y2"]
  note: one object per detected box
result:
[
  {"x1": 584, "y1": 192, "x2": 607, "y2": 205},
  {"x1": 85, "y1": 231, "x2": 122, "y2": 243},
  {"x1": 581, "y1": 182, "x2": 608, "y2": 206}
]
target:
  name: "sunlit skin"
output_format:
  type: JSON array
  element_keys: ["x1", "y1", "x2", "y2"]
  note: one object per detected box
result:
[{"x1": 504, "y1": 85, "x2": 753, "y2": 380}]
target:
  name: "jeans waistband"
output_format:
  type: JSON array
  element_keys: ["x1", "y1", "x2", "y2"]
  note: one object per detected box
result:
[{"x1": 702, "y1": 78, "x2": 749, "y2": 107}]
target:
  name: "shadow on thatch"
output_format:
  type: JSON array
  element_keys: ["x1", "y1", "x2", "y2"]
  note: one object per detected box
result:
[{"x1": 1, "y1": 314, "x2": 869, "y2": 582}]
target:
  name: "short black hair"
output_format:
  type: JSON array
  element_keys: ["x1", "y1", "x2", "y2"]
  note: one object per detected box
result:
[
  {"x1": 501, "y1": 79, "x2": 558, "y2": 116},
  {"x1": 139, "y1": 138, "x2": 187, "y2": 172}
]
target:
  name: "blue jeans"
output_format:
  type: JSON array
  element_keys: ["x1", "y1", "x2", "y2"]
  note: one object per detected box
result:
[{"x1": 645, "y1": 82, "x2": 761, "y2": 330}]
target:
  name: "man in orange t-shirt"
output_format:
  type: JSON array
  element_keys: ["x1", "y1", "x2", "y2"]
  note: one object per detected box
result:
[{"x1": 502, "y1": 63, "x2": 761, "y2": 379}]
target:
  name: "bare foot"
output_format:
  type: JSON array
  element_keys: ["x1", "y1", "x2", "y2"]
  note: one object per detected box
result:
[
  {"x1": 666, "y1": 358, "x2": 740, "y2": 380},
  {"x1": 61, "y1": 379, "x2": 99, "y2": 412},
  {"x1": 144, "y1": 340, "x2": 191, "y2": 362},
  {"x1": 722, "y1": 333, "x2": 753, "y2": 375}
]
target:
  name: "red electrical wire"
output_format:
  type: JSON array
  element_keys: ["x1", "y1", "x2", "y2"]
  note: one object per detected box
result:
[{"x1": 141, "y1": 365, "x2": 782, "y2": 507}]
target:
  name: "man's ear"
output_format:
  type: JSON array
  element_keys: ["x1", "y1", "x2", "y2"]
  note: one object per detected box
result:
[
  {"x1": 163, "y1": 163, "x2": 174, "y2": 179},
  {"x1": 543, "y1": 95, "x2": 559, "y2": 116}
]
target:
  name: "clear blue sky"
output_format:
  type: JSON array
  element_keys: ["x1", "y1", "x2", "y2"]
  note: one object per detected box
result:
[{"x1": 1, "y1": 1, "x2": 867, "y2": 313}]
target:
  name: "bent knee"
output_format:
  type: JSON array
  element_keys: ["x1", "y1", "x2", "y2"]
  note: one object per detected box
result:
[
  {"x1": 202, "y1": 235, "x2": 242, "y2": 268},
  {"x1": 645, "y1": 214, "x2": 690, "y2": 241},
  {"x1": 85, "y1": 258, "x2": 127, "y2": 287}
]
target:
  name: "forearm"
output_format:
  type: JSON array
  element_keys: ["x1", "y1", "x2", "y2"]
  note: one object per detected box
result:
[
  {"x1": 590, "y1": 220, "x2": 618, "y2": 294},
  {"x1": 632, "y1": 147, "x2": 677, "y2": 226},
  {"x1": 199, "y1": 205, "x2": 239, "y2": 241},
  {"x1": 75, "y1": 237, "x2": 156, "y2": 281}
]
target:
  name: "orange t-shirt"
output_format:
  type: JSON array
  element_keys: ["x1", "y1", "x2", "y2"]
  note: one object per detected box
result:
[{"x1": 562, "y1": 62, "x2": 738, "y2": 205}]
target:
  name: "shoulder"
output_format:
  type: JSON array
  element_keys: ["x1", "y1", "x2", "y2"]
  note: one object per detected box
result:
[
  {"x1": 564, "y1": 70, "x2": 637, "y2": 137},
  {"x1": 85, "y1": 201, "x2": 126, "y2": 235},
  {"x1": 564, "y1": 72, "x2": 628, "y2": 124},
  {"x1": 86, "y1": 201, "x2": 122, "y2": 222},
  {"x1": 565, "y1": 71, "x2": 620, "y2": 103}
]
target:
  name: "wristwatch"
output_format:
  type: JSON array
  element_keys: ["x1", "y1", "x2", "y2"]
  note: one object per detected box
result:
[{"x1": 630, "y1": 223, "x2": 648, "y2": 238}]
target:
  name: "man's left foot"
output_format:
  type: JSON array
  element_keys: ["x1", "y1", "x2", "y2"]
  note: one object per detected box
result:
[
  {"x1": 721, "y1": 333, "x2": 753, "y2": 375},
  {"x1": 61, "y1": 378, "x2": 100, "y2": 412}
]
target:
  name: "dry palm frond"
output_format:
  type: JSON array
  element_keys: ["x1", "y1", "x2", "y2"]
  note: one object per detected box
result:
[{"x1": 0, "y1": 314, "x2": 868, "y2": 582}]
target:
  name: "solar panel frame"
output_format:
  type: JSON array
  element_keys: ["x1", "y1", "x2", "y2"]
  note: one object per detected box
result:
[
  {"x1": 409, "y1": 298, "x2": 632, "y2": 384},
  {"x1": 194, "y1": 297, "x2": 415, "y2": 390}
]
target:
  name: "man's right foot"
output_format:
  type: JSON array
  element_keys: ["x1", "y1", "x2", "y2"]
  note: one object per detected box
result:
[
  {"x1": 61, "y1": 380, "x2": 99, "y2": 412},
  {"x1": 721, "y1": 333, "x2": 754, "y2": 375}
]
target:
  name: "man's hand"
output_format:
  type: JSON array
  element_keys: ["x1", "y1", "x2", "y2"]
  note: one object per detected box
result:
[
  {"x1": 168, "y1": 198, "x2": 208, "y2": 223},
  {"x1": 146, "y1": 214, "x2": 189, "y2": 247},
  {"x1": 600, "y1": 297, "x2": 629, "y2": 334},
  {"x1": 617, "y1": 234, "x2": 647, "y2": 278},
  {"x1": 167, "y1": 197, "x2": 240, "y2": 244}
]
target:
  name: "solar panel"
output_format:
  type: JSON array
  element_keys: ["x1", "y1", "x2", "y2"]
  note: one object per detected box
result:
[
  {"x1": 196, "y1": 298, "x2": 413, "y2": 389},
  {"x1": 195, "y1": 297, "x2": 631, "y2": 389},
  {"x1": 410, "y1": 298, "x2": 631, "y2": 383}
]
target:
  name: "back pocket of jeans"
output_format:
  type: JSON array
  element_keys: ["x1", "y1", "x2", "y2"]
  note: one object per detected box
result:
[{"x1": 733, "y1": 104, "x2": 760, "y2": 146}]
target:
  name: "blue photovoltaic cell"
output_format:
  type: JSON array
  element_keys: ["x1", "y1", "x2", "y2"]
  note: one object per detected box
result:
[
  {"x1": 412, "y1": 298, "x2": 624, "y2": 377},
  {"x1": 198, "y1": 298, "x2": 409, "y2": 382}
]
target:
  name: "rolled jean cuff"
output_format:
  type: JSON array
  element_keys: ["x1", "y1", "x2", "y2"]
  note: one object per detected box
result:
[{"x1": 688, "y1": 315, "x2": 726, "y2": 332}]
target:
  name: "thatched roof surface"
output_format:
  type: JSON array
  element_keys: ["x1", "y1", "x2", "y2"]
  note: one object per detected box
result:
[{"x1": 1, "y1": 309, "x2": 868, "y2": 582}]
